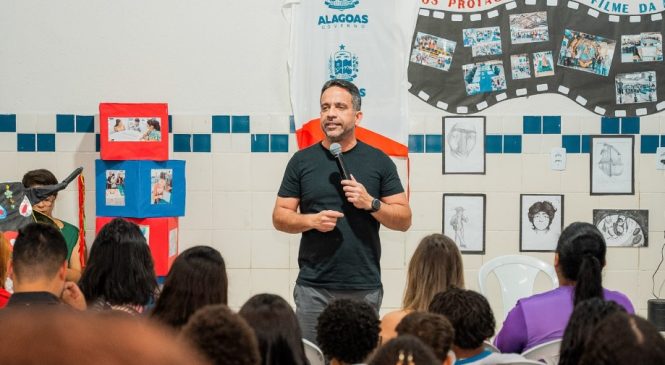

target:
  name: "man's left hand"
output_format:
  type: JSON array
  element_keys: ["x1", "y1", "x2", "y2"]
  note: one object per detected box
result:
[{"x1": 341, "y1": 175, "x2": 373, "y2": 211}]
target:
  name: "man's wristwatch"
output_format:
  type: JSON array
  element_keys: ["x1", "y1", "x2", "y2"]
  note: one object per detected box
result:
[{"x1": 370, "y1": 198, "x2": 381, "y2": 213}]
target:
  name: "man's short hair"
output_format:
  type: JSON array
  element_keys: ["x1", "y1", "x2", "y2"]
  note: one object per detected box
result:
[
  {"x1": 181, "y1": 304, "x2": 260, "y2": 365},
  {"x1": 428, "y1": 288, "x2": 495, "y2": 350},
  {"x1": 317, "y1": 298, "x2": 380, "y2": 364},
  {"x1": 321, "y1": 79, "x2": 362, "y2": 111},
  {"x1": 396, "y1": 311, "x2": 454, "y2": 362},
  {"x1": 12, "y1": 223, "x2": 67, "y2": 282}
]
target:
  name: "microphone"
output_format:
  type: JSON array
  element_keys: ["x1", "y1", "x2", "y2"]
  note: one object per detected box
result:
[{"x1": 329, "y1": 143, "x2": 350, "y2": 180}]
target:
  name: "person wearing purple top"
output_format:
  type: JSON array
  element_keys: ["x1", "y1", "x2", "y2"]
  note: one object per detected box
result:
[{"x1": 494, "y1": 222, "x2": 634, "y2": 354}]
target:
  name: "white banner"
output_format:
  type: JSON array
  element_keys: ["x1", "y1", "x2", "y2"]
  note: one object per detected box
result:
[
  {"x1": 422, "y1": 0, "x2": 665, "y2": 14},
  {"x1": 283, "y1": 0, "x2": 418, "y2": 156}
]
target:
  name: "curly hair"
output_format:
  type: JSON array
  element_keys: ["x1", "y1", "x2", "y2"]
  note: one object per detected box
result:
[
  {"x1": 559, "y1": 298, "x2": 625, "y2": 365},
  {"x1": 395, "y1": 311, "x2": 454, "y2": 362},
  {"x1": 428, "y1": 288, "x2": 494, "y2": 350},
  {"x1": 181, "y1": 304, "x2": 261, "y2": 365},
  {"x1": 579, "y1": 312, "x2": 665, "y2": 365},
  {"x1": 317, "y1": 298, "x2": 380, "y2": 364},
  {"x1": 368, "y1": 335, "x2": 440, "y2": 365},
  {"x1": 527, "y1": 201, "x2": 556, "y2": 229},
  {"x1": 238, "y1": 294, "x2": 308, "y2": 365},
  {"x1": 151, "y1": 246, "x2": 228, "y2": 330}
]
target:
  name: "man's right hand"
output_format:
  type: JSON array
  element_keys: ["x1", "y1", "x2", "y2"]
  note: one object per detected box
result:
[{"x1": 310, "y1": 210, "x2": 344, "y2": 232}]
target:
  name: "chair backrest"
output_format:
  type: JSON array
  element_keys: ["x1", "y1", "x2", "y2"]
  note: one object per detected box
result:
[
  {"x1": 303, "y1": 339, "x2": 325, "y2": 365},
  {"x1": 478, "y1": 255, "x2": 559, "y2": 319},
  {"x1": 521, "y1": 339, "x2": 562, "y2": 365}
]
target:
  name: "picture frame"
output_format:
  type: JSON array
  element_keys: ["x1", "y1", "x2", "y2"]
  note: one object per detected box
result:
[
  {"x1": 590, "y1": 135, "x2": 635, "y2": 195},
  {"x1": 443, "y1": 116, "x2": 486, "y2": 174},
  {"x1": 443, "y1": 194, "x2": 486, "y2": 254},
  {"x1": 593, "y1": 209, "x2": 648, "y2": 247},
  {"x1": 520, "y1": 194, "x2": 564, "y2": 252}
]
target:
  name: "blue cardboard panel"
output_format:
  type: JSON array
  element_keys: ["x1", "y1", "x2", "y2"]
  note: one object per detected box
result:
[{"x1": 96, "y1": 160, "x2": 186, "y2": 218}]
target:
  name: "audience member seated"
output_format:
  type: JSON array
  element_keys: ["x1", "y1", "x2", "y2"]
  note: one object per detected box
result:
[
  {"x1": 6, "y1": 223, "x2": 85, "y2": 310},
  {"x1": 578, "y1": 312, "x2": 665, "y2": 365},
  {"x1": 395, "y1": 311, "x2": 455, "y2": 365},
  {"x1": 559, "y1": 298, "x2": 625, "y2": 365},
  {"x1": 181, "y1": 304, "x2": 261, "y2": 365},
  {"x1": 369, "y1": 335, "x2": 441, "y2": 365},
  {"x1": 0, "y1": 309, "x2": 207, "y2": 365},
  {"x1": 151, "y1": 245, "x2": 228, "y2": 330},
  {"x1": 23, "y1": 169, "x2": 83, "y2": 282},
  {"x1": 494, "y1": 222, "x2": 634, "y2": 353},
  {"x1": 0, "y1": 234, "x2": 11, "y2": 308},
  {"x1": 317, "y1": 298, "x2": 381, "y2": 365},
  {"x1": 381, "y1": 234, "x2": 464, "y2": 344},
  {"x1": 79, "y1": 218, "x2": 157, "y2": 315},
  {"x1": 429, "y1": 288, "x2": 528, "y2": 364},
  {"x1": 238, "y1": 293, "x2": 309, "y2": 365}
]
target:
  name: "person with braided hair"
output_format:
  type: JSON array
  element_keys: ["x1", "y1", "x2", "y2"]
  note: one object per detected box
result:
[{"x1": 494, "y1": 222, "x2": 634, "y2": 354}]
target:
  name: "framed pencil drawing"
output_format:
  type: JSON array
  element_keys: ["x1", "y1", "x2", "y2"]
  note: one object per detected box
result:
[
  {"x1": 443, "y1": 194, "x2": 486, "y2": 254},
  {"x1": 590, "y1": 135, "x2": 634, "y2": 195},
  {"x1": 520, "y1": 194, "x2": 564, "y2": 252},
  {"x1": 443, "y1": 116, "x2": 486, "y2": 174}
]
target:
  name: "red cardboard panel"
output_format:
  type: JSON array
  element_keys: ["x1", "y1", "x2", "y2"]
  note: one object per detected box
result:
[
  {"x1": 99, "y1": 103, "x2": 169, "y2": 161},
  {"x1": 96, "y1": 217, "x2": 178, "y2": 276}
]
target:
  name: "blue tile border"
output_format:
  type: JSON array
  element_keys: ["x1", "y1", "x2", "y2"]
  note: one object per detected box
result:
[
  {"x1": 425, "y1": 134, "x2": 442, "y2": 153},
  {"x1": 251, "y1": 134, "x2": 270, "y2": 152},
  {"x1": 75, "y1": 115, "x2": 95, "y2": 133},
  {"x1": 173, "y1": 134, "x2": 191, "y2": 152},
  {"x1": 503, "y1": 135, "x2": 522, "y2": 153},
  {"x1": 232, "y1": 116, "x2": 250, "y2": 133},
  {"x1": 270, "y1": 134, "x2": 289, "y2": 153},
  {"x1": 581, "y1": 135, "x2": 591, "y2": 153},
  {"x1": 289, "y1": 116, "x2": 296, "y2": 134},
  {"x1": 562, "y1": 135, "x2": 581, "y2": 153},
  {"x1": 212, "y1": 115, "x2": 231, "y2": 133},
  {"x1": 192, "y1": 134, "x2": 211, "y2": 153},
  {"x1": 37, "y1": 134, "x2": 55, "y2": 152},
  {"x1": 56, "y1": 114, "x2": 75, "y2": 133},
  {"x1": 542, "y1": 116, "x2": 561, "y2": 134},
  {"x1": 641, "y1": 135, "x2": 659, "y2": 154},
  {"x1": 0, "y1": 114, "x2": 17, "y2": 132},
  {"x1": 621, "y1": 117, "x2": 640, "y2": 134},
  {"x1": 17, "y1": 134, "x2": 36, "y2": 152},
  {"x1": 486, "y1": 135, "x2": 502, "y2": 153},
  {"x1": 523, "y1": 116, "x2": 542, "y2": 134},
  {"x1": 601, "y1": 117, "x2": 620, "y2": 134},
  {"x1": 408, "y1": 134, "x2": 424, "y2": 153}
]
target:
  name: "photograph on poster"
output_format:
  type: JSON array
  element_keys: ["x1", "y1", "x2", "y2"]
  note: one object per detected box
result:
[
  {"x1": 615, "y1": 71, "x2": 657, "y2": 104},
  {"x1": 533, "y1": 51, "x2": 555, "y2": 77},
  {"x1": 520, "y1": 194, "x2": 563, "y2": 252},
  {"x1": 443, "y1": 194, "x2": 485, "y2": 254},
  {"x1": 557, "y1": 29, "x2": 616, "y2": 77},
  {"x1": 621, "y1": 32, "x2": 663, "y2": 63},
  {"x1": 105, "y1": 170, "x2": 126, "y2": 206},
  {"x1": 593, "y1": 209, "x2": 648, "y2": 247},
  {"x1": 463, "y1": 60, "x2": 507, "y2": 95},
  {"x1": 108, "y1": 117, "x2": 162, "y2": 142},
  {"x1": 410, "y1": 32, "x2": 457, "y2": 72},
  {"x1": 443, "y1": 117, "x2": 485, "y2": 174},
  {"x1": 151, "y1": 169, "x2": 173, "y2": 205},
  {"x1": 511, "y1": 54, "x2": 531, "y2": 79},
  {"x1": 509, "y1": 12, "x2": 549, "y2": 44},
  {"x1": 590, "y1": 136, "x2": 634, "y2": 195},
  {"x1": 139, "y1": 225, "x2": 150, "y2": 244},
  {"x1": 463, "y1": 26, "x2": 502, "y2": 57}
]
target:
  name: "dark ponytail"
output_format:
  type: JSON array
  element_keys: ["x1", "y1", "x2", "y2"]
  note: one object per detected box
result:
[{"x1": 556, "y1": 222, "x2": 607, "y2": 305}]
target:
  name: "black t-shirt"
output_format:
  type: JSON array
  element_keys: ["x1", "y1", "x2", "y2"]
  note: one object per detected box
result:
[{"x1": 278, "y1": 141, "x2": 404, "y2": 290}]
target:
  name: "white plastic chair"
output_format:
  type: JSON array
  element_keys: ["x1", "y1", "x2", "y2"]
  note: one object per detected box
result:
[
  {"x1": 478, "y1": 255, "x2": 559, "y2": 319},
  {"x1": 303, "y1": 339, "x2": 325, "y2": 365},
  {"x1": 521, "y1": 339, "x2": 562, "y2": 365}
]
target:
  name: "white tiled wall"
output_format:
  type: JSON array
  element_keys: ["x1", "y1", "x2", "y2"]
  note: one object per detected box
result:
[{"x1": 2, "y1": 111, "x2": 664, "y2": 328}]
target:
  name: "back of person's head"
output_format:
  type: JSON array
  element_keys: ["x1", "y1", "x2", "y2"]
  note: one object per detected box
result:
[
  {"x1": 556, "y1": 222, "x2": 607, "y2": 305},
  {"x1": 0, "y1": 233, "x2": 11, "y2": 286},
  {"x1": 368, "y1": 335, "x2": 440, "y2": 365},
  {"x1": 317, "y1": 298, "x2": 380, "y2": 364},
  {"x1": 559, "y1": 298, "x2": 626, "y2": 365},
  {"x1": 0, "y1": 309, "x2": 207, "y2": 365},
  {"x1": 403, "y1": 234, "x2": 464, "y2": 311},
  {"x1": 579, "y1": 312, "x2": 665, "y2": 365},
  {"x1": 22, "y1": 169, "x2": 58, "y2": 188},
  {"x1": 181, "y1": 304, "x2": 261, "y2": 365},
  {"x1": 152, "y1": 245, "x2": 228, "y2": 329},
  {"x1": 395, "y1": 311, "x2": 454, "y2": 363},
  {"x1": 12, "y1": 223, "x2": 67, "y2": 285},
  {"x1": 79, "y1": 218, "x2": 156, "y2": 306},
  {"x1": 238, "y1": 293, "x2": 308, "y2": 365},
  {"x1": 428, "y1": 287, "x2": 494, "y2": 350}
]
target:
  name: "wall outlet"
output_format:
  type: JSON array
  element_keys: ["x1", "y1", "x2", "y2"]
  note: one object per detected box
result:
[{"x1": 551, "y1": 147, "x2": 566, "y2": 170}]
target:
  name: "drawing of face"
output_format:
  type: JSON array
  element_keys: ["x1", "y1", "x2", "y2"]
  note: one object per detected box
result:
[
  {"x1": 447, "y1": 122, "x2": 477, "y2": 158},
  {"x1": 532, "y1": 211, "x2": 550, "y2": 231}
]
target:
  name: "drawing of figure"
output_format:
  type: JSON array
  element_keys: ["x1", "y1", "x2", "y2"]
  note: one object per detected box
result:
[
  {"x1": 527, "y1": 201, "x2": 556, "y2": 233},
  {"x1": 598, "y1": 143, "x2": 624, "y2": 177},
  {"x1": 447, "y1": 121, "x2": 477, "y2": 159},
  {"x1": 450, "y1": 206, "x2": 469, "y2": 247}
]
